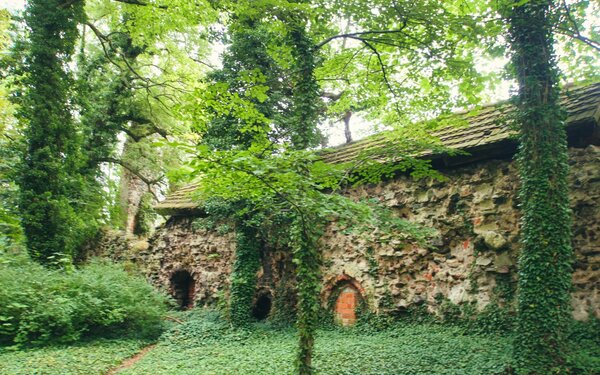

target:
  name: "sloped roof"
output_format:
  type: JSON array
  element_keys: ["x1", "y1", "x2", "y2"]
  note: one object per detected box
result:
[
  {"x1": 154, "y1": 181, "x2": 203, "y2": 214},
  {"x1": 322, "y1": 82, "x2": 600, "y2": 164},
  {"x1": 155, "y1": 82, "x2": 600, "y2": 215}
]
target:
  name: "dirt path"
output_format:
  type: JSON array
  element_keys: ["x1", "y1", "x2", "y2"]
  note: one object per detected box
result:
[{"x1": 106, "y1": 344, "x2": 156, "y2": 375}]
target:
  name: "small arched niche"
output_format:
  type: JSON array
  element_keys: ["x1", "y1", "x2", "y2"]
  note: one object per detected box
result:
[
  {"x1": 326, "y1": 276, "x2": 365, "y2": 327},
  {"x1": 252, "y1": 289, "x2": 273, "y2": 321},
  {"x1": 170, "y1": 270, "x2": 195, "y2": 310},
  {"x1": 334, "y1": 284, "x2": 362, "y2": 326}
]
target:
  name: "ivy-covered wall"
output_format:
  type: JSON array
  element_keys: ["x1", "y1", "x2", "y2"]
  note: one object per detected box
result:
[
  {"x1": 321, "y1": 145, "x2": 599, "y2": 321},
  {"x1": 138, "y1": 145, "x2": 600, "y2": 320}
]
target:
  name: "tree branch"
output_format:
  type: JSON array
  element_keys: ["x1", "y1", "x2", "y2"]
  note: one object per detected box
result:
[
  {"x1": 321, "y1": 91, "x2": 343, "y2": 101},
  {"x1": 315, "y1": 23, "x2": 408, "y2": 49},
  {"x1": 359, "y1": 39, "x2": 397, "y2": 100},
  {"x1": 555, "y1": 1, "x2": 600, "y2": 52},
  {"x1": 113, "y1": 0, "x2": 168, "y2": 9},
  {"x1": 86, "y1": 21, "x2": 188, "y2": 95},
  {"x1": 555, "y1": 28, "x2": 600, "y2": 53},
  {"x1": 96, "y1": 157, "x2": 163, "y2": 199}
]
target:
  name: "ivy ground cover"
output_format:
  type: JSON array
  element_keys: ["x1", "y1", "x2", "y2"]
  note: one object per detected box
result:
[
  {"x1": 121, "y1": 327, "x2": 513, "y2": 375},
  {"x1": 117, "y1": 311, "x2": 514, "y2": 375},
  {"x1": 0, "y1": 338, "x2": 149, "y2": 375},
  {"x1": 2, "y1": 311, "x2": 597, "y2": 374}
]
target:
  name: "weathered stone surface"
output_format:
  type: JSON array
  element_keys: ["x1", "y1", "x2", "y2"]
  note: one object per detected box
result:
[
  {"x1": 480, "y1": 231, "x2": 508, "y2": 250},
  {"x1": 142, "y1": 217, "x2": 237, "y2": 307},
  {"x1": 133, "y1": 145, "x2": 600, "y2": 320}
]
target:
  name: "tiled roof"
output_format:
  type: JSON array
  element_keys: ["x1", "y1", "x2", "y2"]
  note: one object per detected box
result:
[
  {"x1": 155, "y1": 82, "x2": 600, "y2": 214},
  {"x1": 322, "y1": 82, "x2": 600, "y2": 164},
  {"x1": 154, "y1": 182, "x2": 203, "y2": 215}
]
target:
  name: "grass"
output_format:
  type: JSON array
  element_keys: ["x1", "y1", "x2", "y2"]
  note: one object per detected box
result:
[{"x1": 0, "y1": 338, "x2": 149, "y2": 375}]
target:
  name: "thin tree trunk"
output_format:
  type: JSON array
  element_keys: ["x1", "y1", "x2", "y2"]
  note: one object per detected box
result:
[{"x1": 343, "y1": 110, "x2": 352, "y2": 143}]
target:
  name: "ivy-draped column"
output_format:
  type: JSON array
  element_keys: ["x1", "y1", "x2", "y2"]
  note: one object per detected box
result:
[
  {"x1": 229, "y1": 224, "x2": 262, "y2": 327},
  {"x1": 505, "y1": 0, "x2": 573, "y2": 372}
]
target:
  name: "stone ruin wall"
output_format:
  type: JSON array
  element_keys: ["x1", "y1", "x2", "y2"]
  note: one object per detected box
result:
[
  {"x1": 141, "y1": 221, "x2": 237, "y2": 307},
  {"x1": 140, "y1": 145, "x2": 600, "y2": 320},
  {"x1": 323, "y1": 145, "x2": 600, "y2": 320}
]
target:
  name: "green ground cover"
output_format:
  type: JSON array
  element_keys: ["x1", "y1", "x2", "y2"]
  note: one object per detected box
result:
[
  {"x1": 1, "y1": 310, "x2": 597, "y2": 375},
  {"x1": 119, "y1": 311, "x2": 515, "y2": 375},
  {"x1": 121, "y1": 326, "x2": 513, "y2": 375},
  {"x1": 0, "y1": 338, "x2": 148, "y2": 375}
]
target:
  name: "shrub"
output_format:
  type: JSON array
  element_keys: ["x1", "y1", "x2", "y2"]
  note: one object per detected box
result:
[{"x1": 0, "y1": 252, "x2": 170, "y2": 346}]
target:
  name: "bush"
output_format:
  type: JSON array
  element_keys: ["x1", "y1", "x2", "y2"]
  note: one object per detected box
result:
[{"x1": 0, "y1": 253, "x2": 170, "y2": 346}]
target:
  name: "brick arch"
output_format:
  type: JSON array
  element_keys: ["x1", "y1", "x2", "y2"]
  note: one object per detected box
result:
[{"x1": 323, "y1": 274, "x2": 366, "y2": 326}]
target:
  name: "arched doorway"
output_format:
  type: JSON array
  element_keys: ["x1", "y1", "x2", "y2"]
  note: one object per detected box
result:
[
  {"x1": 252, "y1": 289, "x2": 272, "y2": 321},
  {"x1": 170, "y1": 270, "x2": 195, "y2": 310},
  {"x1": 334, "y1": 284, "x2": 361, "y2": 326}
]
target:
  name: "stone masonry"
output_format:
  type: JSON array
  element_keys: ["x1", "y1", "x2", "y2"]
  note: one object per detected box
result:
[{"x1": 139, "y1": 145, "x2": 600, "y2": 320}]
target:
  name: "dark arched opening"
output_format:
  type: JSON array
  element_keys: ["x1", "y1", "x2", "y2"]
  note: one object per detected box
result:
[
  {"x1": 252, "y1": 290, "x2": 272, "y2": 320},
  {"x1": 170, "y1": 270, "x2": 195, "y2": 310}
]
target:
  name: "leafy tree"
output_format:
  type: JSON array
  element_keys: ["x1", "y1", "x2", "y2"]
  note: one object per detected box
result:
[
  {"x1": 313, "y1": 0, "x2": 501, "y2": 134},
  {"x1": 18, "y1": 0, "x2": 86, "y2": 266},
  {"x1": 184, "y1": 1, "x2": 504, "y2": 372},
  {"x1": 80, "y1": 1, "x2": 215, "y2": 235},
  {"x1": 0, "y1": 9, "x2": 23, "y2": 246}
]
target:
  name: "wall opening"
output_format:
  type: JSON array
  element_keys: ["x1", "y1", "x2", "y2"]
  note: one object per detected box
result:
[
  {"x1": 170, "y1": 270, "x2": 195, "y2": 310},
  {"x1": 334, "y1": 284, "x2": 362, "y2": 326},
  {"x1": 252, "y1": 290, "x2": 272, "y2": 321}
]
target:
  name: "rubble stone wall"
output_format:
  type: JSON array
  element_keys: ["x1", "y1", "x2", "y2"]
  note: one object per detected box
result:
[
  {"x1": 140, "y1": 219, "x2": 237, "y2": 307},
  {"x1": 141, "y1": 145, "x2": 600, "y2": 319}
]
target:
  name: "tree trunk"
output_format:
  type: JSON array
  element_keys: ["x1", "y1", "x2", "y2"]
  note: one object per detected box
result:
[
  {"x1": 118, "y1": 161, "x2": 149, "y2": 234},
  {"x1": 506, "y1": 1, "x2": 573, "y2": 372},
  {"x1": 343, "y1": 110, "x2": 353, "y2": 144}
]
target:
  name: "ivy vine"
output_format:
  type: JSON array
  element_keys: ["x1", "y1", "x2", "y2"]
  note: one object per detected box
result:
[
  {"x1": 505, "y1": 0, "x2": 573, "y2": 372},
  {"x1": 229, "y1": 224, "x2": 262, "y2": 327}
]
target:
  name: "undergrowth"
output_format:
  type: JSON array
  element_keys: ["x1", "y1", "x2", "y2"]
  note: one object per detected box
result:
[
  {"x1": 0, "y1": 251, "x2": 171, "y2": 346},
  {"x1": 0, "y1": 338, "x2": 149, "y2": 375},
  {"x1": 1, "y1": 308, "x2": 598, "y2": 374}
]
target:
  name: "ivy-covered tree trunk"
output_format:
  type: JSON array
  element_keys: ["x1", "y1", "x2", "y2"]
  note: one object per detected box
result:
[
  {"x1": 229, "y1": 224, "x2": 261, "y2": 327},
  {"x1": 288, "y1": 21, "x2": 322, "y2": 150},
  {"x1": 291, "y1": 216, "x2": 321, "y2": 375},
  {"x1": 19, "y1": 0, "x2": 85, "y2": 266},
  {"x1": 505, "y1": 1, "x2": 573, "y2": 372},
  {"x1": 287, "y1": 18, "x2": 323, "y2": 374}
]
